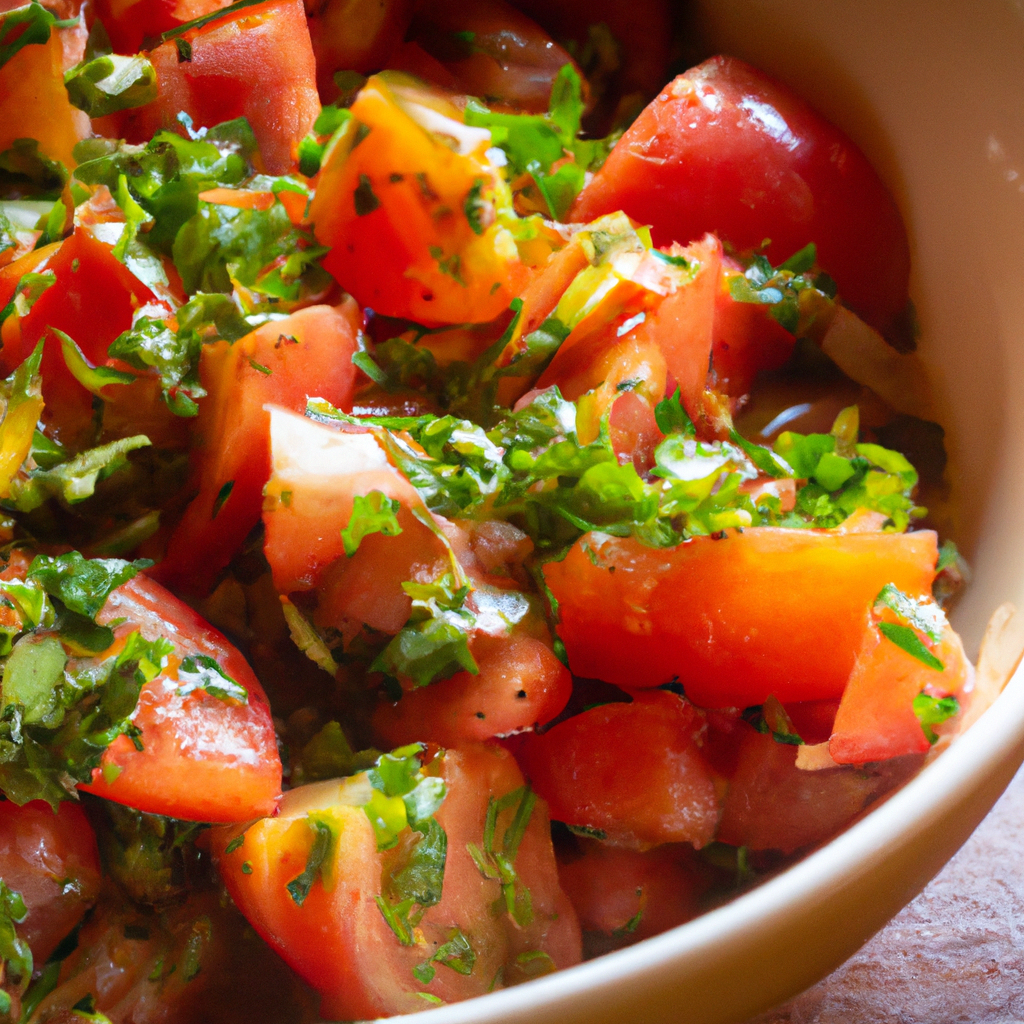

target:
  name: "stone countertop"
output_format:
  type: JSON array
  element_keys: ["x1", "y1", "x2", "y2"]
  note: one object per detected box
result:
[{"x1": 749, "y1": 765, "x2": 1024, "y2": 1024}]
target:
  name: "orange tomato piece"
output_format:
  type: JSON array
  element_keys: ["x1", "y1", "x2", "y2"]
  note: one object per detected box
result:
[
  {"x1": 543, "y1": 527, "x2": 940, "y2": 708},
  {"x1": 309, "y1": 72, "x2": 530, "y2": 325}
]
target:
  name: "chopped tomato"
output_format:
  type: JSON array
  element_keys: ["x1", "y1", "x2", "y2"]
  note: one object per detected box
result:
[
  {"x1": 94, "y1": 0, "x2": 233, "y2": 55},
  {"x1": 712, "y1": 256, "x2": 797, "y2": 396},
  {"x1": 829, "y1": 615, "x2": 969, "y2": 764},
  {"x1": 1, "y1": 228, "x2": 180, "y2": 452},
  {"x1": 572, "y1": 56, "x2": 912, "y2": 340},
  {"x1": 373, "y1": 633, "x2": 572, "y2": 747},
  {"x1": 543, "y1": 527, "x2": 940, "y2": 708},
  {"x1": 117, "y1": 0, "x2": 320, "y2": 174},
  {"x1": 157, "y1": 303, "x2": 360, "y2": 596},
  {"x1": 261, "y1": 407, "x2": 450, "y2": 634},
  {"x1": 715, "y1": 725, "x2": 914, "y2": 854},
  {"x1": 558, "y1": 840, "x2": 705, "y2": 944},
  {"x1": 308, "y1": 73, "x2": 531, "y2": 325},
  {"x1": 0, "y1": 800, "x2": 102, "y2": 964},
  {"x1": 409, "y1": 0, "x2": 582, "y2": 113},
  {"x1": 80, "y1": 573, "x2": 281, "y2": 822},
  {"x1": 307, "y1": 0, "x2": 413, "y2": 100},
  {"x1": 213, "y1": 743, "x2": 580, "y2": 1020},
  {"x1": 0, "y1": 30, "x2": 88, "y2": 169},
  {"x1": 518, "y1": 690, "x2": 720, "y2": 849}
]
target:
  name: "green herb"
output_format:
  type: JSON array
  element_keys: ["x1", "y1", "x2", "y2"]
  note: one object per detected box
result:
[
  {"x1": 874, "y1": 583, "x2": 947, "y2": 643},
  {"x1": 878, "y1": 621, "x2": 944, "y2": 671},
  {"x1": 53, "y1": 328, "x2": 136, "y2": 395},
  {"x1": 157, "y1": 0, "x2": 265, "y2": 41},
  {"x1": 0, "y1": 879, "x2": 31, "y2": 1005},
  {"x1": 27, "y1": 551, "x2": 151, "y2": 620},
  {"x1": 285, "y1": 819, "x2": 335, "y2": 906},
  {"x1": 64, "y1": 53, "x2": 157, "y2": 117},
  {"x1": 353, "y1": 173, "x2": 380, "y2": 216},
  {"x1": 913, "y1": 692, "x2": 960, "y2": 744},
  {"x1": 176, "y1": 654, "x2": 247, "y2": 703},
  {"x1": 412, "y1": 928, "x2": 476, "y2": 984},
  {"x1": 653, "y1": 387, "x2": 695, "y2": 437},
  {"x1": 741, "y1": 695, "x2": 803, "y2": 745},
  {"x1": 0, "y1": 2, "x2": 78, "y2": 72},
  {"x1": 211, "y1": 480, "x2": 234, "y2": 519},
  {"x1": 466, "y1": 785, "x2": 536, "y2": 927},
  {"x1": 340, "y1": 491, "x2": 403, "y2": 556},
  {"x1": 463, "y1": 64, "x2": 617, "y2": 220}
]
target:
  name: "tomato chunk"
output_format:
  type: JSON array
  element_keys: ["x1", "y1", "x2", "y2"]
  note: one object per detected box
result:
[
  {"x1": 829, "y1": 615, "x2": 969, "y2": 765},
  {"x1": 213, "y1": 743, "x2": 580, "y2": 1020},
  {"x1": 95, "y1": 0, "x2": 233, "y2": 56},
  {"x1": 309, "y1": 73, "x2": 530, "y2": 325},
  {"x1": 0, "y1": 801, "x2": 101, "y2": 965},
  {"x1": 571, "y1": 56, "x2": 911, "y2": 340},
  {"x1": 518, "y1": 691, "x2": 720, "y2": 849},
  {"x1": 157, "y1": 303, "x2": 359, "y2": 596},
  {"x1": 373, "y1": 633, "x2": 572, "y2": 747},
  {"x1": 120, "y1": 0, "x2": 320, "y2": 174},
  {"x1": 80, "y1": 574, "x2": 281, "y2": 822},
  {"x1": 543, "y1": 527, "x2": 939, "y2": 708}
]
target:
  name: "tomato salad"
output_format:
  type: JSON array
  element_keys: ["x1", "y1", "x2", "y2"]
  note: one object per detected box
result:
[{"x1": 0, "y1": 0, "x2": 983, "y2": 1020}]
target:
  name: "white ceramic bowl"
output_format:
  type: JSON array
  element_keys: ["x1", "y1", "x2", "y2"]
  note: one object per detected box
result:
[{"x1": 383, "y1": 2, "x2": 1024, "y2": 1022}]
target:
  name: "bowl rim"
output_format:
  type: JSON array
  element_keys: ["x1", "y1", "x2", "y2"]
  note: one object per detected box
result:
[{"x1": 388, "y1": 656, "x2": 1024, "y2": 1024}]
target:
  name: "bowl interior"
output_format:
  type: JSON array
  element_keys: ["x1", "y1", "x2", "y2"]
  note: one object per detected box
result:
[{"x1": 384, "y1": 3, "x2": 1024, "y2": 1023}]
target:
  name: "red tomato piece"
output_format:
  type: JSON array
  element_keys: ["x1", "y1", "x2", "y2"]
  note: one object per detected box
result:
[
  {"x1": 509, "y1": 0, "x2": 672, "y2": 99},
  {"x1": 119, "y1": 0, "x2": 320, "y2": 174},
  {"x1": 212, "y1": 743, "x2": 580, "y2": 1020},
  {"x1": 518, "y1": 690, "x2": 720, "y2": 850},
  {"x1": 712, "y1": 256, "x2": 797, "y2": 396},
  {"x1": 261, "y1": 407, "x2": 450, "y2": 637},
  {"x1": 94, "y1": 0, "x2": 233, "y2": 56},
  {"x1": 156, "y1": 303, "x2": 359, "y2": 596},
  {"x1": 543, "y1": 528, "x2": 939, "y2": 708},
  {"x1": 308, "y1": 73, "x2": 530, "y2": 325},
  {"x1": 607, "y1": 389, "x2": 663, "y2": 474},
  {"x1": 1, "y1": 229, "x2": 180, "y2": 452},
  {"x1": 409, "y1": 0, "x2": 582, "y2": 113},
  {"x1": 571, "y1": 56, "x2": 911, "y2": 340},
  {"x1": 373, "y1": 633, "x2": 572, "y2": 747},
  {"x1": 80, "y1": 573, "x2": 281, "y2": 822},
  {"x1": 715, "y1": 726, "x2": 906, "y2": 855},
  {"x1": 307, "y1": 0, "x2": 413, "y2": 101},
  {"x1": 829, "y1": 616, "x2": 969, "y2": 765},
  {"x1": 558, "y1": 840, "x2": 705, "y2": 944},
  {"x1": 0, "y1": 801, "x2": 101, "y2": 964}
]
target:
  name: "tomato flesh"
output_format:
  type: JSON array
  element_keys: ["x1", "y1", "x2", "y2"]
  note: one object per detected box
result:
[
  {"x1": 572, "y1": 56, "x2": 911, "y2": 340},
  {"x1": 544, "y1": 527, "x2": 939, "y2": 708}
]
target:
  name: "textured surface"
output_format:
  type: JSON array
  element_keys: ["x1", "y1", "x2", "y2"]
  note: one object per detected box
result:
[{"x1": 750, "y1": 764, "x2": 1024, "y2": 1024}]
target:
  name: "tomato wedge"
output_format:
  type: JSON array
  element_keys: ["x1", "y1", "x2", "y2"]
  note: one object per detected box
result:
[
  {"x1": 544, "y1": 527, "x2": 939, "y2": 708},
  {"x1": 80, "y1": 573, "x2": 281, "y2": 822}
]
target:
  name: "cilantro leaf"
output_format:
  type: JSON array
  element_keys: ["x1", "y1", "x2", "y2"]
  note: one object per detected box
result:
[
  {"x1": 0, "y1": 2, "x2": 76, "y2": 72},
  {"x1": 877, "y1": 622, "x2": 944, "y2": 671},
  {"x1": 412, "y1": 928, "x2": 475, "y2": 985},
  {"x1": 0, "y1": 879, "x2": 31, "y2": 1002},
  {"x1": 913, "y1": 692, "x2": 960, "y2": 744},
  {"x1": 285, "y1": 818, "x2": 334, "y2": 906},
  {"x1": 176, "y1": 654, "x2": 248, "y2": 703},
  {"x1": 64, "y1": 54, "x2": 157, "y2": 118},
  {"x1": 874, "y1": 583, "x2": 947, "y2": 643},
  {"x1": 341, "y1": 491, "x2": 403, "y2": 556},
  {"x1": 654, "y1": 388, "x2": 695, "y2": 437},
  {"x1": 26, "y1": 551, "x2": 151, "y2": 620}
]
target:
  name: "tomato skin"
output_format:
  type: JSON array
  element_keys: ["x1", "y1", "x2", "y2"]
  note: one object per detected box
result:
[
  {"x1": 156, "y1": 303, "x2": 359, "y2": 597},
  {"x1": 0, "y1": 30, "x2": 88, "y2": 169},
  {"x1": 558, "y1": 840, "x2": 704, "y2": 944},
  {"x1": 0, "y1": 801, "x2": 102, "y2": 964},
  {"x1": 307, "y1": 0, "x2": 413, "y2": 100},
  {"x1": 409, "y1": 0, "x2": 581, "y2": 113},
  {"x1": 571, "y1": 57, "x2": 911, "y2": 339},
  {"x1": 373, "y1": 633, "x2": 572, "y2": 747},
  {"x1": 543, "y1": 528, "x2": 939, "y2": 708},
  {"x1": 116, "y1": 0, "x2": 320, "y2": 174},
  {"x1": 309, "y1": 74, "x2": 529, "y2": 325},
  {"x1": 712, "y1": 256, "x2": 797, "y2": 396},
  {"x1": 94, "y1": 0, "x2": 232, "y2": 55},
  {"x1": 828, "y1": 617, "x2": 969, "y2": 765},
  {"x1": 79, "y1": 574, "x2": 282, "y2": 822},
  {"x1": 213, "y1": 744, "x2": 580, "y2": 1020},
  {"x1": 518, "y1": 691, "x2": 720, "y2": 850},
  {"x1": 1, "y1": 229, "x2": 181, "y2": 452},
  {"x1": 715, "y1": 726, "x2": 909, "y2": 855}
]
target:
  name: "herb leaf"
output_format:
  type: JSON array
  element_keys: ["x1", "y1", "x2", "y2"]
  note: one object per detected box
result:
[
  {"x1": 341, "y1": 491, "x2": 403, "y2": 556},
  {"x1": 176, "y1": 654, "x2": 248, "y2": 703},
  {"x1": 26, "y1": 552, "x2": 151, "y2": 620},
  {"x1": 913, "y1": 692, "x2": 959, "y2": 744},
  {"x1": 877, "y1": 622, "x2": 944, "y2": 671},
  {"x1": 285, "y1": 819, "x2": 334, "y2": 906}
]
